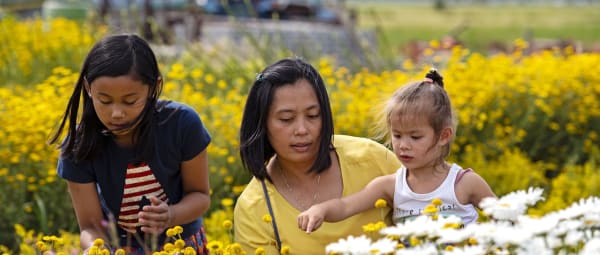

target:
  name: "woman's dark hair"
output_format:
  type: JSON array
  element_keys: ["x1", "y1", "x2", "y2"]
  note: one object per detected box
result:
[
  {"x1": 50, "y1": 34, "x2": 163, "y2": 163},
  {"x1": 239, "y1": 57, "x2": 334, "y2": 181}
]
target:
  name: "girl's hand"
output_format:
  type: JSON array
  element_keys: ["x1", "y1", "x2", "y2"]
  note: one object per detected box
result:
[
  {"x1": 138, "y1": 196, "x2": 172, "y2": 234},
  {"x1": 297, "y1": 205, "x2": 325, "y2": 233}
]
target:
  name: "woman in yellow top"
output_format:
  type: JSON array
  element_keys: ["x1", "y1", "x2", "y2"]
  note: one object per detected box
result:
[{"x1": 234, "y1": 57, "x2": 401, "y2": 254}]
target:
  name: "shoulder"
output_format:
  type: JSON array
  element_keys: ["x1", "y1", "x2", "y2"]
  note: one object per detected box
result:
[
  {"x1": 157, "y1": 101, "x2": 200, "y2": 120},
  {"x1": 333, "y1": 135, "x2": 393, "y2": 157},
  {"x1": 234, "y1": 178, "x2": 265, "y2": 213},
  {"x1": 369, "y1": 174, "x2": 396, "y2": 188},
  {"x1": 335, "y1": 135, "x2": 400, "y2": 175},
  {"x1": 455, "y1": 167, "x2": 486, "y2": 187},
  {"x1": 334, "y1": 134, "x2": 380, "y2": 147},
  {"x1": 454, "y1": 166, "x2": 495, "y2": 204}
]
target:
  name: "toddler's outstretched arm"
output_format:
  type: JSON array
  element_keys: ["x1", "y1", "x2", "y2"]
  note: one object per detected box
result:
[{"x1": 297, "y1": 174, "x2": 396, "y2": 233}]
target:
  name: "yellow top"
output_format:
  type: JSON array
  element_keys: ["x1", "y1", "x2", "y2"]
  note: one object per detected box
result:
[{"x1": 234, "y1": 135, "x2": 401, "y2": 255}]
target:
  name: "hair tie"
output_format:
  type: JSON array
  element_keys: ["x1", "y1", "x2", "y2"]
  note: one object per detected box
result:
[
  {"x1": 424, "y1": 68, "x2": 444, "y2": 87},
  {"x1": 255, "y1": 73, "x2": 264, "y2": 81}
]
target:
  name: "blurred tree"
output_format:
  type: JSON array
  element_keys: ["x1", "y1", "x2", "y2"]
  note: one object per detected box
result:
[{"x1": 434, "y1": 0, "x2": 446, "y2": 11}]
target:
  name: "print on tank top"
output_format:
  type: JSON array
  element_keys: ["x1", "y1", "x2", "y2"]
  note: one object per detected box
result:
[
  {"x1": 394, "y1": 203, "x2": 457, "y2": 224},
  {"x1": 118, "y1": 163, "x2": 167, "y2": 233}
]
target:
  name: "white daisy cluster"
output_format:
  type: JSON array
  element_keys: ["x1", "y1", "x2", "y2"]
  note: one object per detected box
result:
[{"x1": 325, "y1": 188, "x2": 600, "y2": 255}]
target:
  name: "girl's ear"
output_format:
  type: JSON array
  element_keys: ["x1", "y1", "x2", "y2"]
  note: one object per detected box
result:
[{"x1": 438, "y1": 127, "x2": 453, "y2": 146}]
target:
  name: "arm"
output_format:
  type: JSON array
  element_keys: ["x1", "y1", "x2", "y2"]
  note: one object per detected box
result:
[
  {"x1": 139, "y1": 149, "x2": 211, "y2": 233},
  {"x1": 298, "y1": 174, "x2": 395, "y2": 233},
  {"x1": 66, "y1": 181, "x2": 109, "y2": 251},
  {"x1": 455, "y1": 171, "x2": 496, "y2": 209}
]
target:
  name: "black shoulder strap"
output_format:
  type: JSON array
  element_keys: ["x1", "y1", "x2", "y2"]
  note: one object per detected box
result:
[{"x1": 261, "y1": 179, "x2": 282, "y2": 253}]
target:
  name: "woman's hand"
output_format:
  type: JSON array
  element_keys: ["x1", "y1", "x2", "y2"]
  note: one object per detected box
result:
[{"x1": 138, "y1": 196, "x2": 173, "y2": 234}]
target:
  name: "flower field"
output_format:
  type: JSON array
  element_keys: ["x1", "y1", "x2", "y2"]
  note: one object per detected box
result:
[{"x1": 0, "y1": 17, "x2": 599, "y2": 254}]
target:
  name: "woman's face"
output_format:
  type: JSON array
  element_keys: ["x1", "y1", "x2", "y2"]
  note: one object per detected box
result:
[
  {"x1": 87, "y1": 75, "x2": 149, "y2": 140},
  {"x1": 267, "y1": 79, "x2": 322, "y2": 164}
]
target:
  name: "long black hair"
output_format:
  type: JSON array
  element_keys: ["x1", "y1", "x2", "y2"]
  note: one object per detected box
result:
[
  {"x1": 239, "y1": 57, "x2": 335, "y2": 181},
  {"x1": 50, "y1": 34, "x2": 163, "y2": 163}
]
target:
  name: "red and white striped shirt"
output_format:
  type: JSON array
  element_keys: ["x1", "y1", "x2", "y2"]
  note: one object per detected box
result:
[{"x1": 118, "y1": 163, "x2": 167, "y2": 233}]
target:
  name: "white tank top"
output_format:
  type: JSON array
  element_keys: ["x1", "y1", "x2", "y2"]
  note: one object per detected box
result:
[{"x1": 392, "y1": 163, "x2": 478, "y2": 225}]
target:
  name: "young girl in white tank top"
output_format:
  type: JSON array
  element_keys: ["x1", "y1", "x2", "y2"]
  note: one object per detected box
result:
[{"x1": 297, "y1": 69, "x2": 496, "y2": 232}]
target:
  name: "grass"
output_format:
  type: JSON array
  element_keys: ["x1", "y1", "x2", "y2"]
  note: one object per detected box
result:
[{"x1": 347, "y1": 2, "x2": 600, "y2": 53}]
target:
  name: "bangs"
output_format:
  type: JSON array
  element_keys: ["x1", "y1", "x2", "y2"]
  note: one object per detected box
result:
[{"x1": 389, "y1": 97, "x2": 434, "y2": 127}]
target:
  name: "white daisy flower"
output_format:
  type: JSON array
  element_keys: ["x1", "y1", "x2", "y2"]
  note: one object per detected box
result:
[
  {"x1": 369, "y1": 237, "x2": 397, "y2": 255},
  {"x1": 325, "y1": 235, "x2": 372, "y2": 255},
  {"x1": 394, "y1": 243, "x2": 438, "y2": 255},
  {"x1": 442, "y1": 245, "x2": 486, "y2": 255},
  {"x1": 581, "y1": 237, "x2": 600, "y2": 255}
]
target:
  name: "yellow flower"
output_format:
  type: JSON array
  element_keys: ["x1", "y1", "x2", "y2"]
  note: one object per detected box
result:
[
  {"x1": 255, "y1": 247, "x2": 266, "y2": 255},
  {"x1": 280, "y1": 245, "x2": 290, "y2": 255},
  {"x1": 88, "y1": 247, "x2": 99, "y2": 255},
  {"x1": 445, "y1": 245, "x2": 455, "y2": 251},
  {"x1": 208, "y1": 241, "x2": 223, "y2": 251},
  {"x1": 163, "y1": 242, "x2": 175, "y2": 252},
  {"x1": 184, "y1": 247, "x2": 197, "y2": 255},
  {"x1": 221, "y1": 198, "x2": 234, "y2": 208},
  {"x1": 423, "y1": 204, "x2": 438, "y2": 215},
  {"x1": 114, "y1": 249, "x2": 126, "y2": 255},
  {"x1": 374, "y1": 199, "x2": 387, "y2": 208},
  {"x1": 174, "y1": 239, "x2": 186, "y2": 249},
  {"x1": 174, "y1": 226, "x2": 184, "y2": 234},
  {"x1": 409, "y1": 236, "x2": 421, "y2": 247},
  {"x1": 374, "y1": 221, "x2": 387, "y2": 231},
  {"x1": 262, "y1": 214, "x2": 272, "y2": 223},
  {"x1": 36, "y1": 241, "x2": 46, "y2": 251},
  {"x1": 166, "y1": 228, "x2": 176, "y2": 237},
  {"x1": 222, "y1": 220, "x2": 233, "y2": 230},
  {"x1": 468, "y1": 237, "x2": 478, "y2": 245},
  {"x1": 232, "y1": 185, "x2": 246, "y2": 195},
  {"x1": 226, "y1": 243, "x2": 245, "y2": 255},
  {"x1": 443, "y1": 222, "x2": 461, "y2": 229},
  {"x1": 92, "y1": 239, "x2": 104, "y2": 247},
  {"x1": 431, "y1": 198, "x2": 443, "y2": 206}
]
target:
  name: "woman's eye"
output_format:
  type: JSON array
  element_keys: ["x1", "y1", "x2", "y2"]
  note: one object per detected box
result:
[
  {"x1": 124, "y1": 101, "x2": 137, "y2": 105},
  {"x1": 308, "y1": 114, "x2": 320, "y2": 119},
  {"x1": 412, "y1": 136, "x2": 422, "y2": 140},
  {"x1": 99, "y1": 101, "x2": 111, "y2": 105}
]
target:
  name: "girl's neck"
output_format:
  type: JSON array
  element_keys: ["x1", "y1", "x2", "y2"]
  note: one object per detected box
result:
[
  {"x1": 406, "y1": 162, "x2": 450, "y2": 180},
  {"x1": 113, "y1": 134, "x2": 135, "y2": 148},
  {"x1": 406, "y1": 162, "x2": 451, "y2": 194}
]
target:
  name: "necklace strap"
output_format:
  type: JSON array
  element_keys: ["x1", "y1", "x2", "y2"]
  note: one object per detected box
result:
[{"x1": 261, "y1": 179, "x2": 282, "y2": 253}]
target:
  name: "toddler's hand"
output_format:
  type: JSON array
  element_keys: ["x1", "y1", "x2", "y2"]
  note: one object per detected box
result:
[{"x1": 297, "y1": 205, "x2": 325, "y2": 233}]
